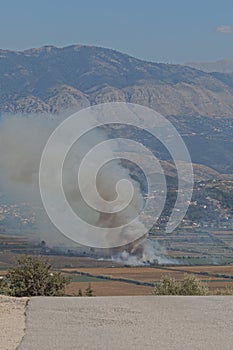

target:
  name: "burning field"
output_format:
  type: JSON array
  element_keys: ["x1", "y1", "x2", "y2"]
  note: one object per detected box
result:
[{"x1": 1, "y1": 248, "x2": 233, "y2": 296}]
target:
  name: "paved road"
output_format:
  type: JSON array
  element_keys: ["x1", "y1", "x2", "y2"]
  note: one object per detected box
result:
[{"x1": 19, "y1": 296, "x2": 233, "y2": 350}]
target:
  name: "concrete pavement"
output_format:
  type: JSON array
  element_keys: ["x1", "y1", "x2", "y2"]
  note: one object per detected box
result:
[{"x1": 19, "y1": 296, "x2": 233, "y2": 350}]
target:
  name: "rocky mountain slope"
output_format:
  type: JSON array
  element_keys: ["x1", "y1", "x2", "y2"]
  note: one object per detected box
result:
[
  {"x1": 1, "y1": 45, "x2": 233, "y2": 118},
  {"x1": 1, "y1": 44, "x2": 233, "y2": 174}
]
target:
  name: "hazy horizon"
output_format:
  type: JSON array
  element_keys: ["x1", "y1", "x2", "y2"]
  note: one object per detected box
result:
[{"x1": 1, "y1": 0, "x2": 233, "y2": 64}]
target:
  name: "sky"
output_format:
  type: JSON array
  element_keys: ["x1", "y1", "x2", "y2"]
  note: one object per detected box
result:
[{"x1": 0, "y1": 0, "x2": 233, "y2": 63}]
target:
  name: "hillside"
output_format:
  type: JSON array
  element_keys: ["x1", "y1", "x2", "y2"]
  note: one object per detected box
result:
[
  {"x1": 0, "y1": 44, "x2": 233, "y2": 175},
  {"x1": 1, "y1": 45, "x2": 233, "y2": 118}
]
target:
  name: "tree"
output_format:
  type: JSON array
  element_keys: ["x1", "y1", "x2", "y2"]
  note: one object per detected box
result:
[
  {"x1": 153, "y1": 274, "x2": 209, "y2": 296},
  {"x1": 153, "y1": 275, "x2": 180, "y2": 296},
  {"x1": 85, "y1": 283, "x2": 94, "y2": 296},
  {"x1": 40, "y1": 240, "x2": 46, "y2": 248},
  {"x1": 1, "y1": 256, "x2": 70, "y2": 297},
  {"x1": 179, "y1": 274, "x2": 209, "y2": 296}
]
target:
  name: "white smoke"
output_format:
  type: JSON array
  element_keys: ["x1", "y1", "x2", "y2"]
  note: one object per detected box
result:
[
  {"x1": 114, "y1": 238, "x2": 175, "y2": 266},
  {"x1": 0, "y1": 111, "x2": 171, "y2": 264}
]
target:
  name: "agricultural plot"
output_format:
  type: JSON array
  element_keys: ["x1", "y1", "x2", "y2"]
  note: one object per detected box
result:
[
  {"x1": 167, "y1": 265, "x2": 233, "y2": 275},
  {"x1": 66, "y1": 281, "x2": 153, "y2": 296},
  {"x1": 61, "y1": 266, "x2": 233, "y2": 296}
]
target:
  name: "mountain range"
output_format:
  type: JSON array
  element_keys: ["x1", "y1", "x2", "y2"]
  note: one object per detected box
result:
[
  {"x1": 0, "y1": 44, "x2": 233, "y2": 174},
  {"x1": 0, "y1": 44, "x2": 233, "y2": 118}
]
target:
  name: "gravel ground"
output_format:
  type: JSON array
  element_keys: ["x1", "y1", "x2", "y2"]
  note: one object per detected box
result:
[
  {"x1": 0, "y1": 296, "x2": 28, "y2": 350},
  {"x1": 19, "y1": 296, "x2": 233, "y2": 350}
]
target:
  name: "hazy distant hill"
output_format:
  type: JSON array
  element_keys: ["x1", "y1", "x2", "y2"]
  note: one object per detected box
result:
[
  {"x1": 185, "y1": 59, "x2": 233, "y2": 74},
  {"x1": 1, "y1": 45, "x2": 233, "y2": 173}
]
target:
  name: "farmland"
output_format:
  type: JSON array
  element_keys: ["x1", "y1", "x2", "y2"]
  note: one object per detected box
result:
[
  {"x1": 1, "y1": 233, "x2": 233, "y2": 296},
  {"x1": 66, "y1": 281, "x2": 153, "y2": 296},
  {"x1": 61, "y1": 265, "x2": 233, "y2": 296}
]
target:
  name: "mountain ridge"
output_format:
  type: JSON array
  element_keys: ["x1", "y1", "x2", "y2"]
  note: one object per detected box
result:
[
  {"x1": 1, "y1": 44, "x2": 233, "y2": 173},
  {"x1": 1, "y1": 44, "x2": 233, "y2": 117}
]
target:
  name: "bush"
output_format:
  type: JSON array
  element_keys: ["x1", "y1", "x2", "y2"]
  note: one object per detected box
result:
[
  {"x1": 0, "y1": 256, "x2": 70, "y2": 297},
  {"x1": 153, "y1": 274, "x2": 209, "y2": 296},
  {"x1": 153, "y1": 275, "x2": 180, "y2": 296},
  {"x1": 78, "y1": 288, "x2": 83, "y2": 296},
  {"x1": 178, "y1": 275, "x2": 209, "y2": 296},
  {"x1": 85, "y1": 283, "x2": 94, "y2": 296},
  {"x1": 213, "y1": 286, "x2": 233, "y2": 295}
]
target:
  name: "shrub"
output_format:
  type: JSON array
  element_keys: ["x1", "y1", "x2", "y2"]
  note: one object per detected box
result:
[
  {"x1": 77, "y1": 288, "x2": 83, "y2": 296},
  {"x1": 153, "y1": 275, "x2": 180, "y2": 295},
  {"x1": 153, "y1": 274, "x2": 209, "y2": 296},
  {"x1": 85, "y1": 283, "x2": 94, "y2": 296},
  {"x1": 213, "y1": 286, "x2": 233, "y2": 295},
  {"x1": 0, "y1": 256, "x2": 70, "y2": 297},
  {"x1": 178, "y1": 275, "x2": 209, "y2": 296}
]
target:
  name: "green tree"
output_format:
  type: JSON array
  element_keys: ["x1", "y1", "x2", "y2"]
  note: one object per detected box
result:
[
  {"x1": 154, "y1": 274, "x2": 208, "y2": 296},
  {"x1": 153, "y1": 275, "x2": 180, "y2": 296},
  {"x1": 179, "y1": 274, "x2": 208, "y2": 296},
  {"x1": 1, "y1": 256, "x2": 70, "y2": 297}
]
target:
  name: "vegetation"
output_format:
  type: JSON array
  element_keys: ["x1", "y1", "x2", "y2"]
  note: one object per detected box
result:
[
  {"x1": 85, "y1": 283, "x2": 94, "y2": 296},
  {"x1": 0, "y1": 256, "x2": 70, "y2": 297},
  {"x1": 78, "y1": 288, "x2": 83, "y2": 296},
  {"x1": 213, "y1": 286, "x2": 233, "y2": 295},
  {"x1": 72, "y1": 284, "x2": 94, "y2": 297},
  {"x1": 153, "y1": 274, "x2": 209, "y2": 296}
]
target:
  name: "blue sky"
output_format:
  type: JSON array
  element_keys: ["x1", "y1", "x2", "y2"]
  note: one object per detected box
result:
[{"x1": 1, "y1": 0, "x2": 233, "y2": 63}]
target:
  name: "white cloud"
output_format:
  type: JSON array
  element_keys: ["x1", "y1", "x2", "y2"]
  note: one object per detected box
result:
[{"x1": 216, "y1": 25, "x2": 233, "y2": 33}]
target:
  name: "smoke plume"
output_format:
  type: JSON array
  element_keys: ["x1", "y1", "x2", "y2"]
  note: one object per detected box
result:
[{"x1": 0, "y1": 111, "x2": 171, "y2": 264}]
